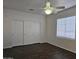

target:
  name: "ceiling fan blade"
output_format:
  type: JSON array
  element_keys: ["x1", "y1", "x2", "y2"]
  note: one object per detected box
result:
[{"x1": 56, "y1": 6, "x2": 65, "y2": 9}]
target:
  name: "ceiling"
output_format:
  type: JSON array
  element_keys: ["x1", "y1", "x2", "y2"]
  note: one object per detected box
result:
[{"x1": 3, "y1": 0, "x2": 76, "y2": 15}]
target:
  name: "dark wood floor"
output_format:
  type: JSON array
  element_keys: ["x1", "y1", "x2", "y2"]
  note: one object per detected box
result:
[{"x1": 3, "y1": 43, "x2": 76, "y2": 59}]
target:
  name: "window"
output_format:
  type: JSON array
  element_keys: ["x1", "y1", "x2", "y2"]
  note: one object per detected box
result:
[{"x1": 57, "y1": 16, "x2": 76, "y2": 39}]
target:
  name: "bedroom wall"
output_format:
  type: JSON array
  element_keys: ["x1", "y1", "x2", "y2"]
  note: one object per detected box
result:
[
  {"x1": 3, "y1": 9, "x2": 12, "y2": 48},
  {"x1": 46, "y1": 6, "x2": 76, "y2": 53},
  {"x1": 3, "y1": 8, "x2": 46, "y2": 48}
]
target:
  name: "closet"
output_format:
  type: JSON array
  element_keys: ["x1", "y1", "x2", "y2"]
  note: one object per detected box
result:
[{"x1": 12, "y1": 20, "x2": 41, "y2": 46}]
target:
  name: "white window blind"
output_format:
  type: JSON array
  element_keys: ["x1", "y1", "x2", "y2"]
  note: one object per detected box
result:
[{"x1": 57, "y1": 16, "x2": 75, "y2": 39}]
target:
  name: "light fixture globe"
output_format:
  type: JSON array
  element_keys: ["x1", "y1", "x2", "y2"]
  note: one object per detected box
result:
[{"x1": 44, "y1": 8, "x2": 53, "y2": 15}]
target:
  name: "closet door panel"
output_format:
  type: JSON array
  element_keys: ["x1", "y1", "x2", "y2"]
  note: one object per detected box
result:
[
  {"x1": 12, "y1": 21, "x2": 23, "y2": 46},
  {"x1": 24, "y1": 21, "x2": 41, "y2": 44}
]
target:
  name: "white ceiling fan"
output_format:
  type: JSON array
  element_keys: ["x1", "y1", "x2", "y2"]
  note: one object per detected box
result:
[
  {"x1": 28, "y1": 0, "x2": 65, "y2": 15},
  {"x1": 42, "y1": 0, "x2": 65, "y2": 15}
]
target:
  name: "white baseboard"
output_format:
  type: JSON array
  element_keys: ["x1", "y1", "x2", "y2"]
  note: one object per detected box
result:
[
  {"x1": 47, "y1": 42, "x2": 76, "y2": 53},
  {"x1": 3, "y1": 46, "x2": 12, "y2": 49}
]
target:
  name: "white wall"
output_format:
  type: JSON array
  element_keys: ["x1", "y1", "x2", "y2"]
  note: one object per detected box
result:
[
  {"x1": 3, "y1": 9, "x2": 12, "y2": 48},
  {"x1": 3, "y1": 8, "x2": 46, "y2": 48},
  {"x1": 46, "y1": 6, "x2": 76, "y2": 53}
]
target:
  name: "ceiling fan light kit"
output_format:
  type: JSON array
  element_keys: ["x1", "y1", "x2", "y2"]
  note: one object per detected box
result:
[
  {"x1": 44, "y1": 1, "x2": 54, "y2": 15},
  {"x1": 43, "y1": 0, "x2": 65, "y2": 15}
]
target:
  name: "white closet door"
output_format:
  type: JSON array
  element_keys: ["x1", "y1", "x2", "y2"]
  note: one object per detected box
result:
[
  {"x1": 12, "y1": 21, "x2": 23, "y2": 46},
  {"x1": 24, "y1": 21, "x2": 41, "y2": 45}
]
